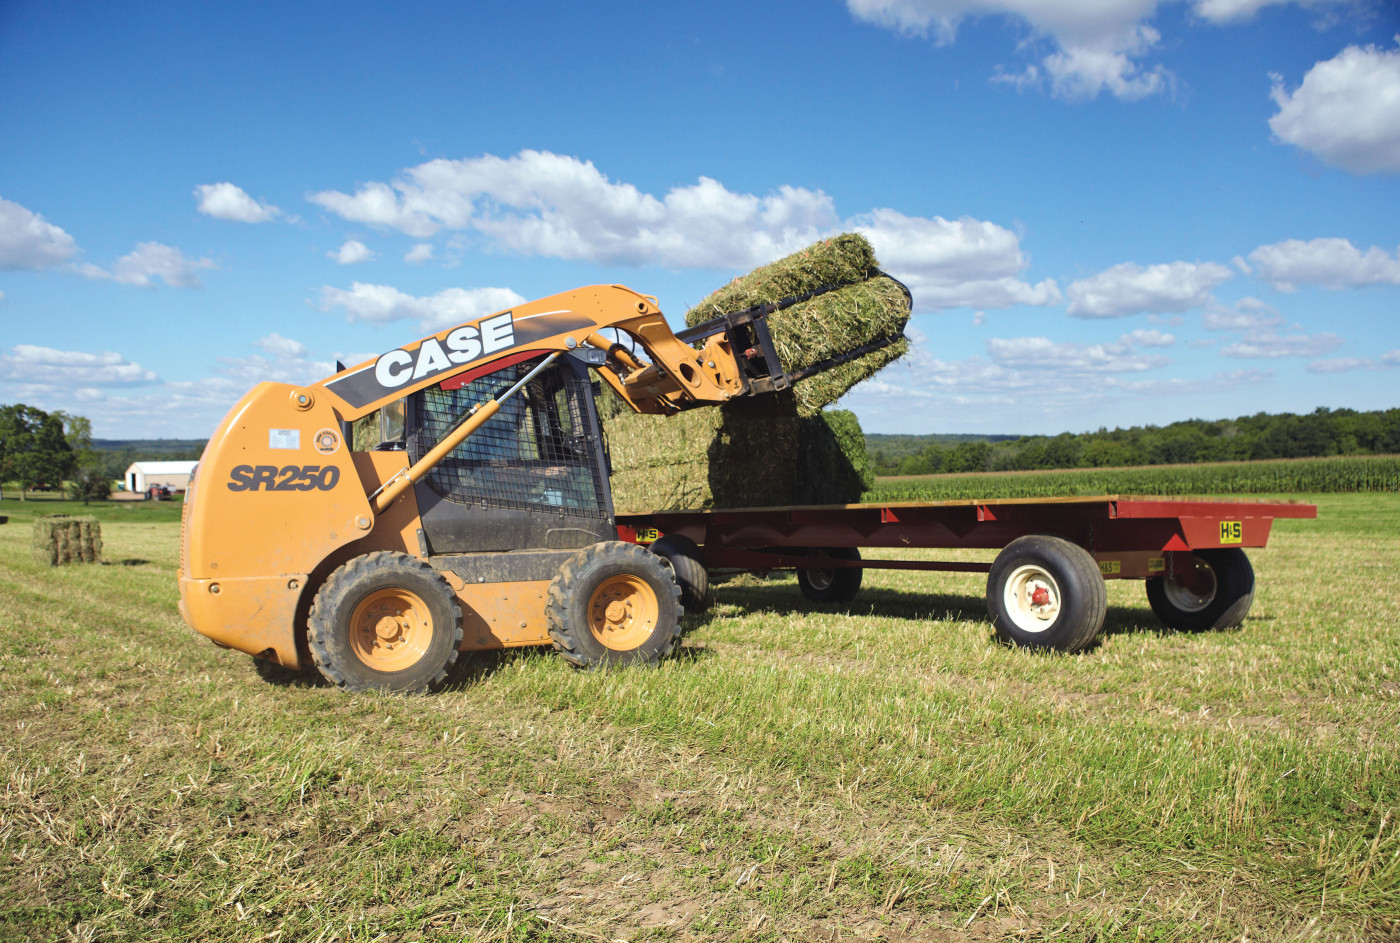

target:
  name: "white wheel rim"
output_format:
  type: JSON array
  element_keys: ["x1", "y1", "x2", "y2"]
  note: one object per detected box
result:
[
  {"x1": 1003, "y1": 564, "x2": 1062, "y2": 633},
  {"x1": 805, "y1": 568, "x2": 835, "y2": 591},
  {"x1": 1163, "y1": 559, "x2": 1217, "y2": 612}
]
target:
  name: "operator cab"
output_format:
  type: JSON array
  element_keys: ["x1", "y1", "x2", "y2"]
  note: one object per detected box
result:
[{"x1": 377, "y1": 354, "x2": 615, "y2": 555}]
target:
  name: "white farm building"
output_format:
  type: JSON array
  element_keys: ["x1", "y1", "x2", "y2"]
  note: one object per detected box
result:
[{"x1": 125, "y1": 460, "x2": 198, "y2": 494}]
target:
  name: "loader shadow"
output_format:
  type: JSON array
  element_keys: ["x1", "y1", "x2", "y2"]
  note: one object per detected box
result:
[{"x1": 437, "y1": 633, "x2": 720, "y2": 689}]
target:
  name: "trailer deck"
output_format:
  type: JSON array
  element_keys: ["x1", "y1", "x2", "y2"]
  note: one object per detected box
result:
[{"x1": 617, "y1": 495, "x2": 1317, "y2": 652}]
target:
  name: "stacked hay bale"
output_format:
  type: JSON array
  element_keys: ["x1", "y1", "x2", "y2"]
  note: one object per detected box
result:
[
  {"x1": 32, "y1": 514, "x2": 103, "y2": 565},
  {"x1": 602, "y1": 390, "x2": 801, "y2": 510},
  {"x1": 794, "y1": 408, "x2": 875, "y2": 505},
  {"x1": 605, "y1": 233, "x2": 904, "y2": 511},
  {"x1": 683, "y1": 233, "x2": 911, "y2": 418}
]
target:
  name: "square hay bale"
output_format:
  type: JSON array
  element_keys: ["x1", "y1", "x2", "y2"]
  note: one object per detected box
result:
[
  {"x1": 684, "y1": 234, "x2": 910, "y2": 416},
  {"x1": 603, "y1": 390, "x2": 874, "y2": 511},
  {"x1": 684, "y1": 233, "x2": 879, "y2": 323},
  {"x1": 32, "y1": 514, "x2": 102, "y2": 566},
  {"x1": 794, "y1": 409, "x2": 876, "y2": 505},
  {"x1": 603, "y1": 392, "x2": 799, "y2": 511}
]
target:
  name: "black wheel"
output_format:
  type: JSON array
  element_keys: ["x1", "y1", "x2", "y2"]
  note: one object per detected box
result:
[
  {"x1": 649, "y1": 534, "x2": 710, "y2": 612},
  {"x1": 308, "y1": 552, "x2": 462, "y2": 693},
  {"x1": 546, "y1": 541, "x2": 683, "y2": 669},
  {"x1": 797, "y1": 547, "x2": 863, "y2": 603},
  {"x1": 1146, "y1": 548, "x2": 1255, "y2": 632},
  {"x1": 986, "y1": 536, "x2": 1106, "y2": 653}
]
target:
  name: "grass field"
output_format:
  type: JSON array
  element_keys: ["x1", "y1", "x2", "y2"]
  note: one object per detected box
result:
[
  {"x1": 1, "y1": 493, "x2": 1397, "y2": 941},
  {"x1": 873, "y1": 455, "x2": 1400, "y2": 500}
]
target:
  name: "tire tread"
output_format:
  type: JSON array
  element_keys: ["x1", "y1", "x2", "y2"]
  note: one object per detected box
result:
[{"x1": 308, "y1": 551, "x2": 462, "y2": 693}]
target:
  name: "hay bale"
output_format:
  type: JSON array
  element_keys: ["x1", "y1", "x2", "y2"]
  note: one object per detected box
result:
[
  {"x1": 32, "y1": 514, "x2": 102, "y2": 566},
  {"x1": 684, "y1": 233, "x2": 879, "y2": 322},
  {"x1": 684, "y1": 234, "x2": 910, "y2": 416},
  {"x1": 603, "y1": 391, "x2": 800, "y2": 511},
  {"x1": 604, "y1": 390, "x2": 873, "y2": 511},
  {"x1": 793, "y1": 409, "x2": 875, "y2": 505}
]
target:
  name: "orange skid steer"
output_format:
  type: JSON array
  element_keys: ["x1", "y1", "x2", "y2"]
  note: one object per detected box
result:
[{"x1": 178, "y1": 283, "x2": 899, "y2": 692}]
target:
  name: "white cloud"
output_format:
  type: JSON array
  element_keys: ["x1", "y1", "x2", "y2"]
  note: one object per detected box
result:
[
  {"x1": 1269, "y1": 42, "x2": 1400, "y2": 175},
  {"x1": 1192, "y1": 0, "x2": 1338, "y2": 22},
  {"x1": 1066, "y1": 260, "x2": 1232, "y2": 318},
  {"x1": 79, "y1": 242, "x2": 218, "y2": 288},
  {"x1": 1220, "y1": 331, "x2": 1342, "y2": 358},
  {"x1": 848, "y1": 0, "x2": 1174, "y2": 101},
  {"x1": 987, "y1": 332, "x2": 1171, "y2": 373},
  {"x1": 0, "y1": 197, "x2": 79, "y2": 271},
  {"x1": 1202, "y1": 296, "x2": 1284, "y2": 331},
  {"x1": 850, "y1": 0, "x2": 1354, "y2": 102},
  {"x1": 308, "y1": 151, "x2": 1064, "y2": 312},
  {"x1": 253, "y1": 333, "x2": 308, "y2": 358},
  {"x1": 195, "y1": 182, "x2": 281, "y2": 222},
  {"x1": 856, "y1": 208, "x2": 1061, "y2": 311},
  {"x1": 310, "y1": 150, "x2": 838, "y2": 269},
  {"x1": 329, "y1": 239, "x2": 374, "y2": 264},
  {"x1": 1247, "y1": 238, "x2": 1400, "y2": 290},
  {"x1": 1123, "y1": 328, "x2": 1175, "y2": 347},
  {"x1": 837, "y1": 326, "x2": 1271, "y2": 431},
  {"x1": 319, "y1": 282, "x2": 527, "y2": 331},
  {"x1": 1307, "y1": 350, "x2": 1400, "y2": 373},
  {"x1": 0, "y1": 345, "x2": 157, "y2": 385},
  {"x1": 215, "y1": 354, "x2": 336, "y2": 386}
]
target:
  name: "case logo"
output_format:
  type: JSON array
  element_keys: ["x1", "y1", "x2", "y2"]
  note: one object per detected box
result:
[{"x1": 373, "y1": 312, "x2": 516, "y2": 389}]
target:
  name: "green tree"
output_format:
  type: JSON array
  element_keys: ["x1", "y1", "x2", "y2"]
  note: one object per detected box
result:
[
  {"x1": 54, "y1": 411, "x2": 100, "y2": 472},
  {"x1": 54, "y1": 411, "x2": 109, "y2": 503},
  {"x1": 0, "y1": 404, "x2": 76, "y2": 499}
]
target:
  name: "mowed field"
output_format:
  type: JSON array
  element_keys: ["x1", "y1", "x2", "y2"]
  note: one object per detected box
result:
[{"x1": 1, "y1": 494, "x2": 1397, "y2": 942}]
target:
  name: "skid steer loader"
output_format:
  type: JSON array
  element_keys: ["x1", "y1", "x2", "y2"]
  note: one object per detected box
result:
[{"x1": 178, "y1": 283, "x2": 904, "y2": 692}]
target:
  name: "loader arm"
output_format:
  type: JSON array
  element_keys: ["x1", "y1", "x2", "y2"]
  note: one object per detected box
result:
[{"x1": 311, "y1": 284, "x2": 753, "y2": 425}]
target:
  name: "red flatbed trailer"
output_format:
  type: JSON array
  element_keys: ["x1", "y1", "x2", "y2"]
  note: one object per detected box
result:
[{"x1": 616, "y1": 495, "x2": 1317, "y2": 653}]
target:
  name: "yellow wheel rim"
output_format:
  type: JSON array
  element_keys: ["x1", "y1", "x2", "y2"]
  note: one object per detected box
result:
[
  {"x1": 349, "y1": 587, "x2": 433, "y2": 672},
  {"x1": 587, "y1": 574, "x2": 659, "y2": 651}
]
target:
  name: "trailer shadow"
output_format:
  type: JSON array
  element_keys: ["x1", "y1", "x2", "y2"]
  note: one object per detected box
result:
[
  {"x1": 705, "y1": 583, "x2": 1239, "y2": 652},
  {"x1": 708, "y1": 582, "x2": 989, "y2": 624}
]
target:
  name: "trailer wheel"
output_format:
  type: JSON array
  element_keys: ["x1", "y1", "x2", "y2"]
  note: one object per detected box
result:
[
  {"x1": 987, "y1": 536, "x2": 1106, "y2": 653},
  {"x1": 546, "y1": 541, "x2": 683, "y2": 669},
  {"x1": 308, "y1": 552, "x2": 462, "y2": 693},
  {"x1": 797, "y1": 547, "x2": 863, "y2": 603},
  {"x1": 1146, "y1": 548, "x2": 1254, "y2": 632},
  {"x1": 649, "y1": 534, "x2": 710, "y2": 612}
]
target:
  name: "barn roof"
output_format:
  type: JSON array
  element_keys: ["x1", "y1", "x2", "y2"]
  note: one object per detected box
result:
[{"x1": 125, "y1": 460, "x2": 198, "y2": 474}]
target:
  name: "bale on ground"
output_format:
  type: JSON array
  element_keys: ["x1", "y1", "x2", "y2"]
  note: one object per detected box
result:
[
  {"x1": 684, "y1": 234, "x2": 911, "y2": 416},
  {"x1": 32, "y1": 514, "x2": 102, "y2": 566}
]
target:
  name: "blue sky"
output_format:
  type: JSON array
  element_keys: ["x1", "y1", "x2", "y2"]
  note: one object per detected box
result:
[{"x1": 1, "y1": 0, "x2": 1398, "y2": 438}]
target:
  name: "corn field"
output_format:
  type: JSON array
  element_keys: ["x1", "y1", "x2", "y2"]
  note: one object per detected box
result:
[{"x1": 872, "y1": 454, "x2": 1400, "y2": 501}]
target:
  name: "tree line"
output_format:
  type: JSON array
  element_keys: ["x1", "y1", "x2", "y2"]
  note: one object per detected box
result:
[
  {"x1": 872, "y1": 407, "x2": 1400, "y2": 477},
  {"x1": 0, "y1": 403, "x2": 111, "y2": 501}
]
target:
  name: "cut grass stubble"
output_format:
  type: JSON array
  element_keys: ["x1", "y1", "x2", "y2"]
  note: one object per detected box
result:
[{"x1": 0, "y1": 494, "x2": 1397, "y2": 941}]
